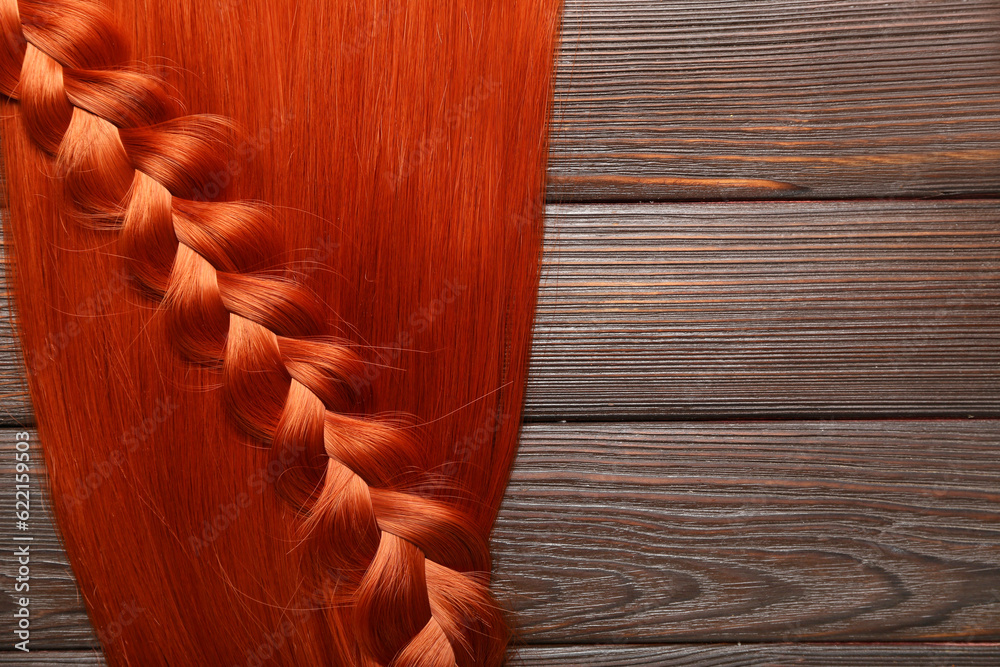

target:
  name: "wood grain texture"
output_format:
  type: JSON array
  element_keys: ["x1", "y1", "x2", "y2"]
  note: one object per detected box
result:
[
  {"x1": 512, "y1": 643, "x2": 1000, "y2": 666},
  {"x1": 0, "y1": 212, "x2": 29, "y2": 427},
  {"x1": 525, "y1": 200, "x2": 1000, "y2": 420},
  {"x1": 1, "y1": 200, "x2": 998, "y2": 425},
  {"x1": 4, "y1": 645, "x2": 1000, "y2": 666},
  {"x1": 0, "y1": 653, "x2": 104, "y2": 665},
  {"x1": 496, "y1": 421, "x2": 1000, "y2": 642},
  {"x1": 0, "y1": 1, "x2": 999, "y2": 207},
  {"x1": 0, "y1": 431, "x2": 96, "y2": 650},
  {"x1": 548, "y1": 0, "x2": 1000, "y2": 201},
  {"x1": 4, "y1": 422, "x2": 1000, "y2": 649}
]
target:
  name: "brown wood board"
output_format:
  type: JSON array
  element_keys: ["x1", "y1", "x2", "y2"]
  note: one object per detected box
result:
[
  {"x1": 5, "y1": 645, "x2": 1000, "y2": 666},
  {"x1": 2, "y1": 199, "x2": 998, "y2": 426},
  {"x1": 527, "y1": 200, "x2": 1000, "y2": 419},
  {"x1": 3, "y1": 421, "x2": 999, "y2": 649},
  {"x1": 547, "y1": 0, "x2": 1000, "y2": 201}
]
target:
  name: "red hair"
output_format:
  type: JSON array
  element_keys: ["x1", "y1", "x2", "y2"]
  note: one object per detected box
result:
[{"x1": 1, "y1": 0, "x2": 562, "y2": 664}]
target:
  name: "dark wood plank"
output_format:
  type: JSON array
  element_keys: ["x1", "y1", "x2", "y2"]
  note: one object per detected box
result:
[
  {"x1": 548, "y1": 0, "x2": 1000, "y2": 201},
  {"x1": 525, "y1": 200, "x2": 1000, "y2": 420},
  {"x1": 513, "y1": 643, "x2": 1000, "y2": 666},
  {"x1": 2, "y1": 200, "x2": 999, "y2": 425},
  {"x1": 496, "y1": 421, "x2": 1000, "y2": 642},
  {"x1": 0, "y1": 653, "x2": 103, "y2": 665},
  {"x1": 0, "y1": 216, "x2": 29, "y2": 426},
  {"x1": 0, "y1": 3, "x2": 998, "y2": 204},
  {"x1": 4, "y1": 422, "x2": 1000, "y2": 648},
  {"x1": 4, "y1": 645, "x2": 1000, "y2": 666},
  {"x1": 0, "y1": 431, "x2": 97, "y2": 650}
]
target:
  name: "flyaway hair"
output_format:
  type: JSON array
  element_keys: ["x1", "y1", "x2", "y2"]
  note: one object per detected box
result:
[{"x1": 0, "y1": 0, "x2": 562, "y2": 664}]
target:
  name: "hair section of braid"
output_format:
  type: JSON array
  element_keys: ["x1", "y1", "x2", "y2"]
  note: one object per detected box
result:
[{"x1": 0, "y1": 0, "x2": 515, "y2": 664}]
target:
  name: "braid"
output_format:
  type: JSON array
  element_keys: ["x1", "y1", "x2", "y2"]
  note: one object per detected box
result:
[{"x1": 0, "y1": 1, "x2": 507, "y2": 664}]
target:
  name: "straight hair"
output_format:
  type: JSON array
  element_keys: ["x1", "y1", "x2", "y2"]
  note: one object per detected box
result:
[{"x1": 0, "y1": 0, "x2": 562, "y2": 663}]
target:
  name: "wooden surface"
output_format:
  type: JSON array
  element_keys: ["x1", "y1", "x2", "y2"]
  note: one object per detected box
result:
[
  {"x1": 0, "y1": 215, "x2": 28, "y2": 426},
  {"x1": 528, "y1": 200, "x2": 1000, "y2": 420},
  {"x1": 4, "y1": 200, "x2": 1000, "y2": 425},
  {"x1": 549, "y1": 0, "x2": 1000, "y2": 201},
  {"x1": 3, "y1": 0, "x2": 1000, "y2": 664},
  {"x1": 4, "y1": 422, "x2": 1000, "y2": 649},
  {"x1": 12, "y1": 647, "x2": 999, "y2": 667}
]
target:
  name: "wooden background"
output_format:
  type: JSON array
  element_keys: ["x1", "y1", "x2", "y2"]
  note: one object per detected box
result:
[{"x1": 2, "y1": 0, "x2": 1000, "y2": 664}]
